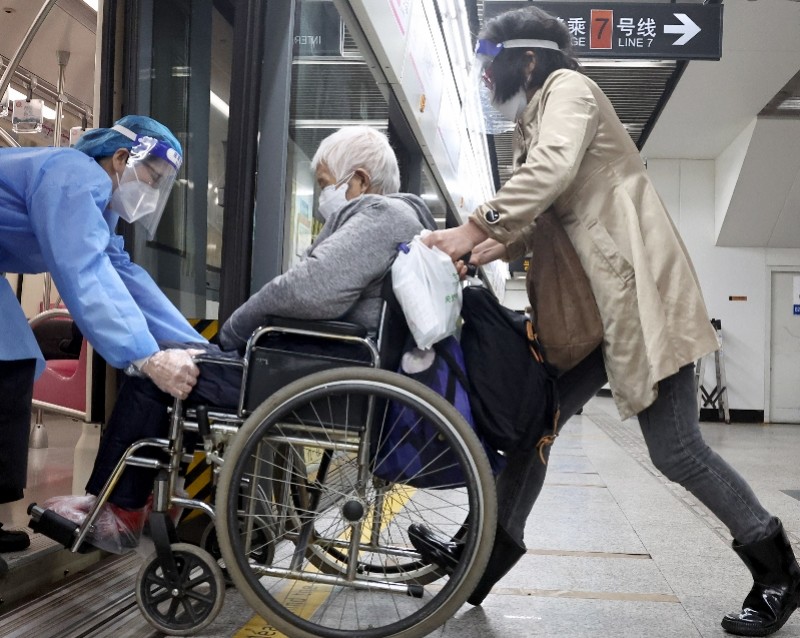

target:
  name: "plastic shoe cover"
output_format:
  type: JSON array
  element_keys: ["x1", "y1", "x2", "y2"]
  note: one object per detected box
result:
[
  {"x1": 42, "y1": 494, "x2": 96, "y2": 524},
  {"x1": 41, "y1": 495, "x2": 147, "y2": 554}
]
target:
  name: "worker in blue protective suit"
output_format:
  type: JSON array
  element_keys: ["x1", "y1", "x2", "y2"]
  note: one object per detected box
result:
[{"x1": 0, "y1": 115, "x2": 205, "y2": 553}]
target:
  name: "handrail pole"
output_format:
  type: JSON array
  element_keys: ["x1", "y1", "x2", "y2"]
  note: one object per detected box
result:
[
  {"x1": 53, "y1": 50, "x2": 70, "y2": 148},
  {"x1": 0, "y1": 127, "x2": 18, "y2": 147},
  {"x1": 0, "y1": 0, "x2": 60, "y2": 102}
]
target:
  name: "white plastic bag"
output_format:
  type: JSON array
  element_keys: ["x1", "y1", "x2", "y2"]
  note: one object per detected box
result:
[{"x1": 391, "y1": 233, "x2": 462, "y2": 349}]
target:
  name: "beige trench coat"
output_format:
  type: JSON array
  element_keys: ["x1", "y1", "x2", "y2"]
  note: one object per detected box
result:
[{"x1": 472, "y1": 69, "x2": 718, "y2": 419}]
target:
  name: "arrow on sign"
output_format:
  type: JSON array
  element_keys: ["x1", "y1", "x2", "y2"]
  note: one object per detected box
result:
[{"x1": 664, "y1": 13, "x2": 701, "y2": 46}]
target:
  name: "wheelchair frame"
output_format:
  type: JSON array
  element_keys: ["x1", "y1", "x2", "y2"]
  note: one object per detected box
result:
[{"x1": 30, "y1": 293, "x2": 498, "y2": 638}]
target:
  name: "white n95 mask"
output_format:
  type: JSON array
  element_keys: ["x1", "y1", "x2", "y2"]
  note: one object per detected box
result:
[
  {"x1": 111, "y1": 173, "x2": 160, "y2": 223},
  {"x1": 317, "y1": 184, "x2": 348, "y2": 221},
  {"x1": 492, "y1": 88, "x2": 529, "y2": 123},
  {"x1": 317, "y1": 171, "x2": 355, "y2": 221}
]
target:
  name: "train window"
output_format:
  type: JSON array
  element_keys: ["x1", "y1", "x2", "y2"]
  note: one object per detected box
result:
[
  {"x1": 128, "y1": 0, "x2": 235, "y2": 321},
  {"x1": 420, "y1": 163, "x2": 448, "y2": 230},
  {"x1": 283, "y1": 0, "x2": 389, "y2": 271}
]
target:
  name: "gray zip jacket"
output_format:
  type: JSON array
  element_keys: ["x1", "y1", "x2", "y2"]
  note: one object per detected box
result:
[{"x1": 219, "y1": 193, "x2": 436, "y2": 351}]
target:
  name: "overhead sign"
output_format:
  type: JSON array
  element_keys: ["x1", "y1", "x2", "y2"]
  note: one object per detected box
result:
[{"x1": 483, "y1": 2, "x2": 723, "y2": 60}]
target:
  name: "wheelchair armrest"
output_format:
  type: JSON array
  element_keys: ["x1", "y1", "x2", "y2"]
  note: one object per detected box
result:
[
  {"x1": 254, "y1": 316, "x2": 368, "y2": 340},
  {"x1": 191, "y1": 353, "x2": 245, "y2": 371}
]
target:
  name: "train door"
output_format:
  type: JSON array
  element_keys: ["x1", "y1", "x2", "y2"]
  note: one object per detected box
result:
[
  {"x1": 121, "y1": 0, "x2": 236, "y2": 322},
  {"x1": 767, "y1": 268, "x2": 800, "y2": 424}
]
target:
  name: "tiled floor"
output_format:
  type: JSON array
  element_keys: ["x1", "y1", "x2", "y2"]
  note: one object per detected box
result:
[{"x1": 3, "y1": 397, "x2": 800, "y2": 637}]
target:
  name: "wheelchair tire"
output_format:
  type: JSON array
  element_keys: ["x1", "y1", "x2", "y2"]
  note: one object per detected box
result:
[
  {"x1": 135, "y1": 542, "x2": 225, "y2": 636},
  {"x1": 215, "y1": 367, "x2": 497, "y2": 638}
]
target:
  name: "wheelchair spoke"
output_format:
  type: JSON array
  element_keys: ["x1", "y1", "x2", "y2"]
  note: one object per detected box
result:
[{"x1": 216, "y1": 368, "x2": 497, "y2": 638}]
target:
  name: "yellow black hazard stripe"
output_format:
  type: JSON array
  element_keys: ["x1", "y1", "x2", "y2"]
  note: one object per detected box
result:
[
  {"x1": 180, "y1": 452, "x2": 214, "y2": 523},
  {"x1": 188, "y1": 318, "x2": 219, "y2": 341},
  {"x1": 180, "y1": 319, "x2": 218, "y2": 524}
]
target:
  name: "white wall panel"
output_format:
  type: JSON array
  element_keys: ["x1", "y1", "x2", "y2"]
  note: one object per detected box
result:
[
  {"x1": 714, "y1": 118, "x2": 755, "y2": 240},
  {"x1": 346, "y1": 0, "x2": 494, "y2": 223},
  {"x1": 649, "y1": 158, "x2": 767, "y2": 411}
]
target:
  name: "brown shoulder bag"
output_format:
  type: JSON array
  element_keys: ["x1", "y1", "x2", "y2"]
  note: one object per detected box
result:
[{"x1": 525, "y1": 209, "x2": 604, "y2": 375}]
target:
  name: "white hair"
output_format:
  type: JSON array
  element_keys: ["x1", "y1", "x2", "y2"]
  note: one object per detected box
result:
[{"x1": 311, "y1": 126, "x2": 400, "y2": 194}]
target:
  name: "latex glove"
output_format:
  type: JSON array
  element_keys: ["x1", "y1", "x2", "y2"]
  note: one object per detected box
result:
[
  {"x1": 140, "y1": 349, "x2": 201, "y2": 399},
  {"x1": 421, "y1": 221, "x2": 487, "y2": 262},
  {"x1": 470, "y1": 238, "x2": 508, "y2": 267}
]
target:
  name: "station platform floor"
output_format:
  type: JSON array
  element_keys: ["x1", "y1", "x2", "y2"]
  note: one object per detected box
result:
[{"x1": 1, "y1": 394, "x2": 799, "y2": 637}]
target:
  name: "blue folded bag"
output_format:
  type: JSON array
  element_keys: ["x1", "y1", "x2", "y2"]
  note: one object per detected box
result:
[{"x1": 372, "y1": 335, "x2": 506, "y2": 489}]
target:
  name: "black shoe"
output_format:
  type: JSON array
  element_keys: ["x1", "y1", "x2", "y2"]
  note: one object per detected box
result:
[
  {"x1": 721, "y1": 518, "x2": 800, "y2": 636},
  {"x1": 408, "y1": 524, "x2": 462, "y2": 575},
  {"x1": 0, "y1": 523, "x2": 30, "y2": 553}
]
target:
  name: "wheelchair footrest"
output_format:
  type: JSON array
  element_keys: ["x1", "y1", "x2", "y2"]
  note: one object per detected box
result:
[{"x1": 28, "y1": 504, "x2": 80, "y2": 549}]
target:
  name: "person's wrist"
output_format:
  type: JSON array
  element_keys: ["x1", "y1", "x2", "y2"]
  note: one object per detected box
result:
[
  {"x1": 134, "y1": 352, "x2": 158, "y2": 375},
  {"x1": 465, "y1": 219, "x2": 489, "y2": 245},
  {"x1": 126, "y1": 354, "x2": 152, "y2": 377}
]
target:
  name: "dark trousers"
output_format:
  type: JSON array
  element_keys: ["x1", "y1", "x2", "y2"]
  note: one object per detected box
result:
[
  {"x1": 497, "y1": 347, "x2": 772, "y2": 547},
  {"x1": 496, "y1": 347, "x2": 608, "y2": 539},
  {"x1": 0, "y1": 359, "x2": 35, "y2": 504},
  {"x1": 85, "y1": 343, "x2": 242, "y2": 509}
]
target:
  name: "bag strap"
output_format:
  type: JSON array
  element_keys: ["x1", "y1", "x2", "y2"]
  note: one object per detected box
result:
[
  {"x1": 433, "y1": 340, "x2": 472, "y2": 397},
  {"x1": 524, "y1": 318, "x2": 561, "y2": 464},
  {"x1": 535, "y1": 383, "x2": 560, "y2": 464},
  {"x1": 525, "y1": 319, "x2": 545, "y2": 364}
]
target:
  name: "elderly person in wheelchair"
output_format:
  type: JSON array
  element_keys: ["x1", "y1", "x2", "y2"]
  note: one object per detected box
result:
[{"x1": 41, "y1": 125, "x2": 436, "y2": 553}]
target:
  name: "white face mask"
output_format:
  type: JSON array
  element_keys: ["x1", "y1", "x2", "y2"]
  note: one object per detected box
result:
[
  {"x1": 317, "y1": 171, "x2": 354, "y2": 221},
  {"x1": 111, "y1": 174, "x2": 160, "y2": 223},
  {"x1": 492, "y1": 88, "x2": 529, "y2": 123}
]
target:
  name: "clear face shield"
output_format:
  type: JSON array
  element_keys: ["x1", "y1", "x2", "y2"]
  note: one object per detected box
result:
[
  {"x1": 471, "y1": 38, "x2": 563, "y2": 133},
  {"x1": 109, "y1": 124, "x2": 183, "y2": 239}
]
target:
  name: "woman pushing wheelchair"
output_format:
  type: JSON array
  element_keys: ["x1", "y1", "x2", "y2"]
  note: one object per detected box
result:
[{"x1": 418, "y1": 6, "x2": 799, "y2": 637}]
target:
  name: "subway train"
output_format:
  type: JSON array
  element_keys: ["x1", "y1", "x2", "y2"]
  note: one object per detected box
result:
[{"x1": 1, "y1": 1, "x2": 799, "y2": 637}]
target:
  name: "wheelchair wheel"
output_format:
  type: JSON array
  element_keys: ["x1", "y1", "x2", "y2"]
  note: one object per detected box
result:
[
  {"x1": 304, "y1": 476, "x2": 452, "y2": 585},
  {"x1": 243, "y1": 437, "x2": 445, "y2": 585},
  {"x1": 135, "y1": 543, "x2": 225, "y2": 636},
  {"x1": 216, "y1": 367, "x2": 496, "y2": 638},
  {"x1": 201, "y1": 508, "x2": 275, "y2": 567}
]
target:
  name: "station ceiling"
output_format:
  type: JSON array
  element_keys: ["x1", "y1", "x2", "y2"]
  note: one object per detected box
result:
[{"x1": 2, "y1": 1, "x2": 799, "y2": 248}]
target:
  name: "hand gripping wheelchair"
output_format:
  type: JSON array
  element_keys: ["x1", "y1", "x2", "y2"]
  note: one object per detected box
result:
[{"x1": 28, "y1": 281, "x2": 497, "y2": 638}]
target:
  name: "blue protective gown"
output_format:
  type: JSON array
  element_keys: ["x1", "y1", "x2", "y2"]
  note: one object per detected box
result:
[{"x1": 0, "y1": 146, "x2": 205, "y2": 377}]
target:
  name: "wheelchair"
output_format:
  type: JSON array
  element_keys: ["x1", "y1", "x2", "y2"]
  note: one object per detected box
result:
[{"x1": 28, "y1": 282, "x2": 498, "y2": 638}]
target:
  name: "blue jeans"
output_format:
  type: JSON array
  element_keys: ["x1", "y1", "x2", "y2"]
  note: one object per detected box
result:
[{"x1": 496, "y1": 347, "x2": 773, "y2": 547}]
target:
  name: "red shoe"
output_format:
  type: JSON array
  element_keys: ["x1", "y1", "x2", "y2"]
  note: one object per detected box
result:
[
  {"x1": 107, "y1": 503, "x2": 147, "y2": 536},
  {"x1": 144, "y1": 491, "x2": 186, "y2": 526},
  {"x1": 87, "y1": 502, "x2": 147, "y2": 554}
]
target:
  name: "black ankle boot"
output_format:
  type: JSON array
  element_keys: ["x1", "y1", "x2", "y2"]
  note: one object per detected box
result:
[
  {"x1": 721, "y1": 518, "x2": 800, "y2": 636},
  {"x1": 466, "y1": 524, "x2": 526, "y2": 606},
  {"x1": 0, "y1": 523, "x2": 30, "y2": 553},
  {"x1": 408, "y1": 524, "x2": 462, "y2": 575}
]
